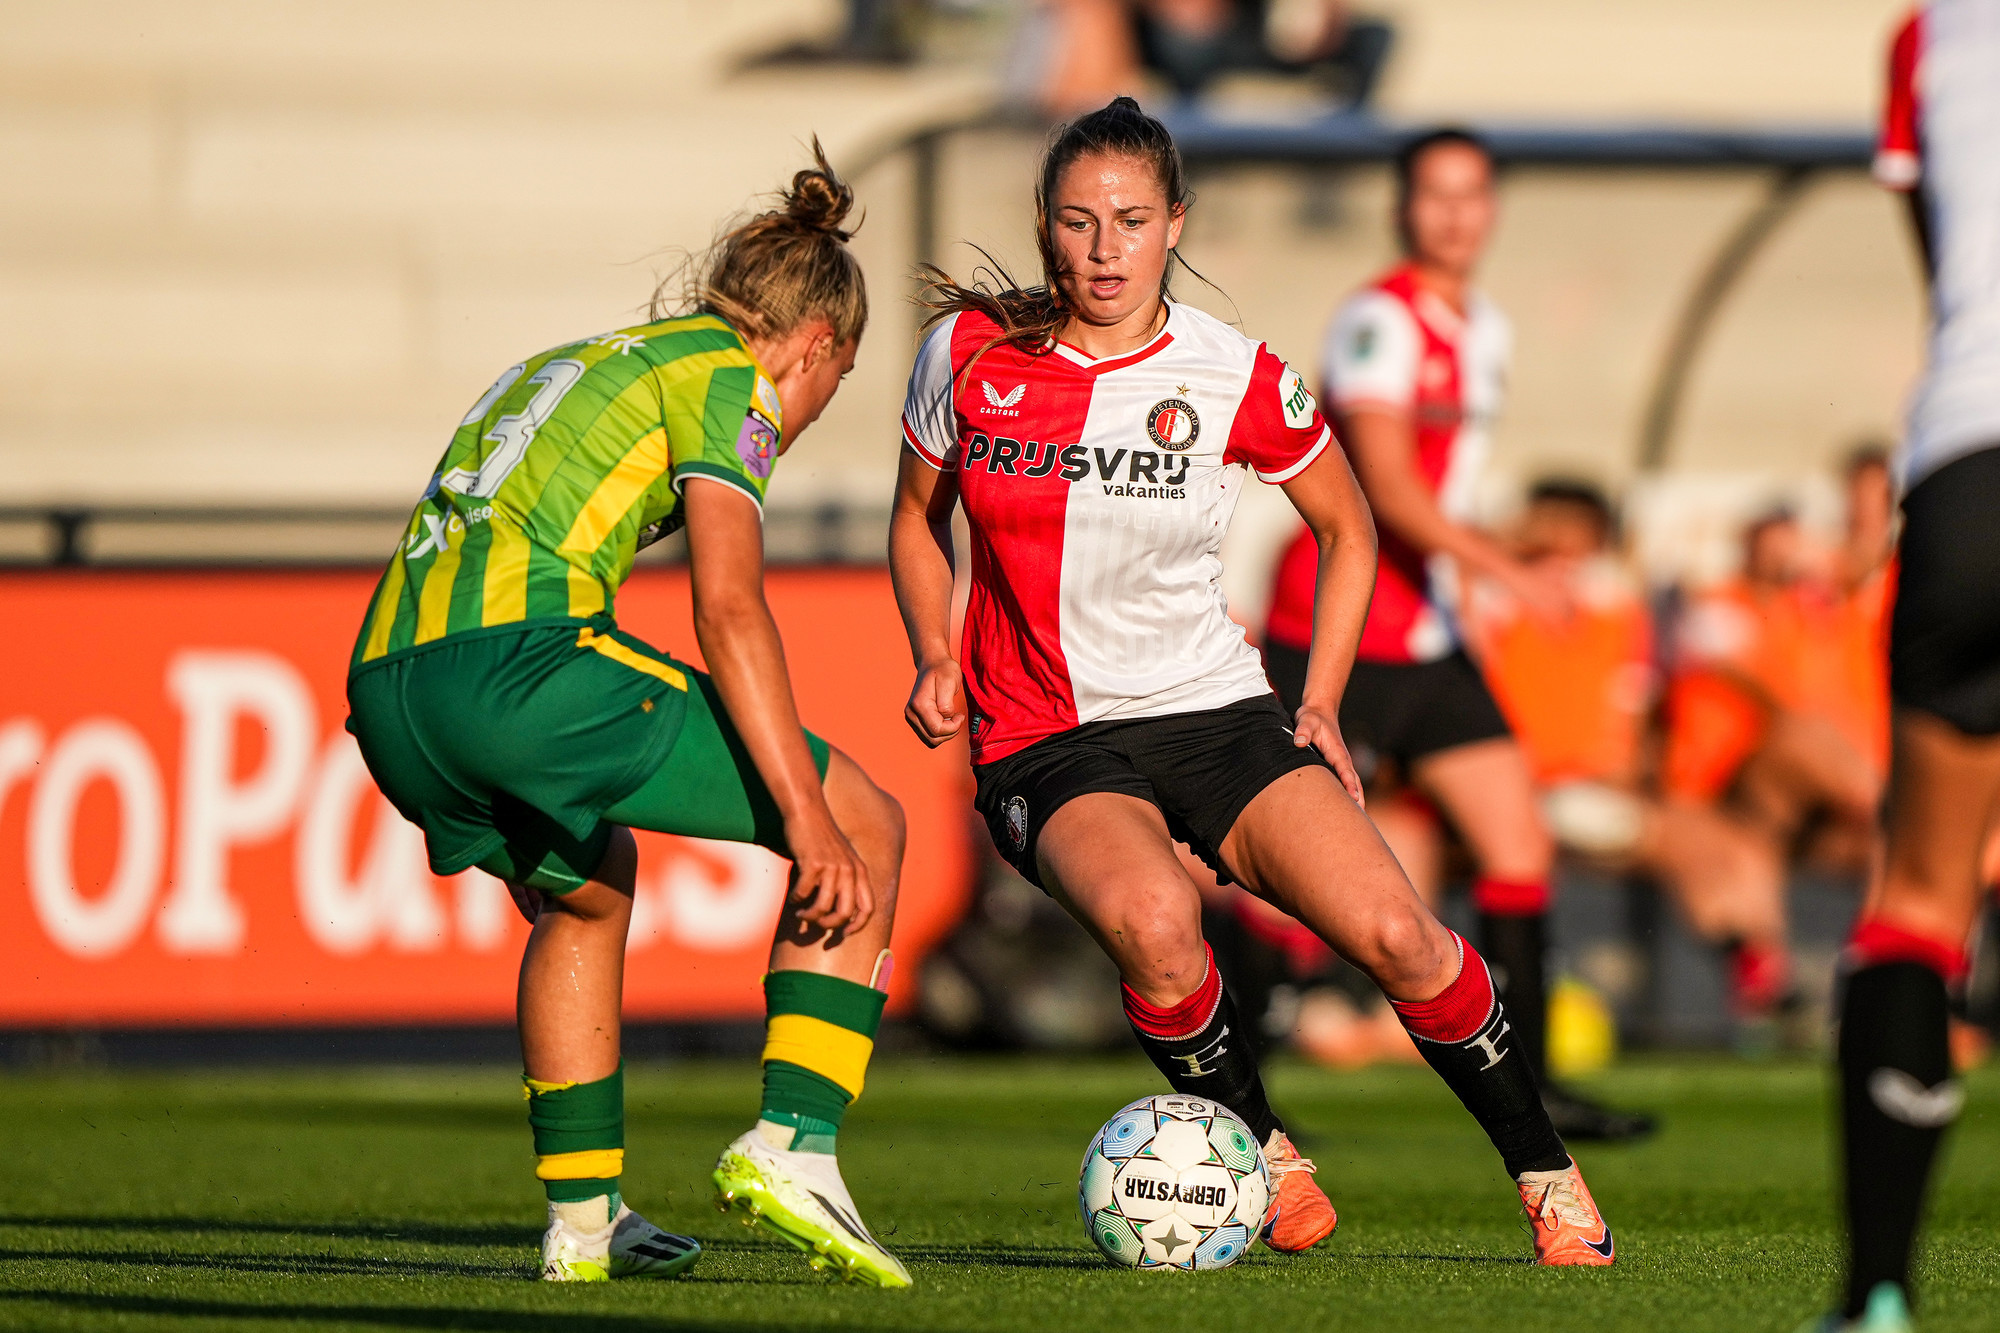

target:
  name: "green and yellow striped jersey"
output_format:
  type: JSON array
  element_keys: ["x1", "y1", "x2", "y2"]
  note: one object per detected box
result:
[{"x1": 352, "y1": 314, "x2": 781, "y2": 672}]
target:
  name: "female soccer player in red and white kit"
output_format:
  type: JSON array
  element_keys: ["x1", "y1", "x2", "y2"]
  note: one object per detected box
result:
[
  {"x1": 1265, "y1": 128, "x2": 1650, "y2": 1142},
  {"x1": 889, "y1": 97, "x2": 1613, "y2": 1265}
]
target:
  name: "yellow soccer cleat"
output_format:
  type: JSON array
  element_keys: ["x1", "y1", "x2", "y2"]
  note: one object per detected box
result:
[{"x1": 712, "y1": 1127, "x2": 913, "y2": 1289}]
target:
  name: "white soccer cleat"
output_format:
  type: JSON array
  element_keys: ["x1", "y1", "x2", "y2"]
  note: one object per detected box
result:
[
  {"x1": 607, "y1": 1203, "x2": 701, "y2": 1279},
  {"x1": 711, "y1": 1127, "x2": 913, "y2": 1288},
  {"x1": 540, "y1": 1212, "x2": 612, "y2": 1283}
]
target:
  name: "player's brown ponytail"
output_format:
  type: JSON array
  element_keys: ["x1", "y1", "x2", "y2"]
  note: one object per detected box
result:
[
  {"x1": 917, "y1": 96, "x2": 1194, "y2": 362},
  {"x1": 655, "y1": 138, "x2": 868, "y2": 346}
]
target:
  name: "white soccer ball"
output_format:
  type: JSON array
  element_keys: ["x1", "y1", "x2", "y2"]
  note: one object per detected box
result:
[{"x1": 1078, "y1": 1093, "x2": 1270, "y2": 1271}]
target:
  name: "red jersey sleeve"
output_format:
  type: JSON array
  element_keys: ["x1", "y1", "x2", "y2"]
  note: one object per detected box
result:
[
  {"x1": 1226, "y1": 344, "x2": 1333, "y2": 483},
  {"x1": 1874, "y1": 8, "x2": 1923, "y2": 191}
]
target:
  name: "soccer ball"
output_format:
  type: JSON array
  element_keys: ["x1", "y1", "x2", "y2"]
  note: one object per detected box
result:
[{"x1": 1078, "y1": 1094, "x2": 1270, "y2": 1271}]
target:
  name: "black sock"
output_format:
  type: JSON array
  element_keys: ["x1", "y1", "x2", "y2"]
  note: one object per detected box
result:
[
  {"x1": 1123, "y1": 958, "x2": 1284, "y2": 1144},
  {"x1": 1480, "y1": 909, "x2": 1550, "y2": 1085},
  {"x1": 1390, "y1": 934, "x2": 1569, "y2": 1178},
  {"x1": 1840, "y1": 962, "x2": 1959, "y2": 1317}
]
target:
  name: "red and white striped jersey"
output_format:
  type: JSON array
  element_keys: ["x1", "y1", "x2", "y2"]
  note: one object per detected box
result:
[
  {"x1": 902, "y1": 302, "x2": 1332, "y2": 764},
  {"x1": 1318, "y1": 264, "x2": 1511, "y2": 664},
  {"x1": 1877, "y1": 0, "x2": 2000, "y2": 489}
]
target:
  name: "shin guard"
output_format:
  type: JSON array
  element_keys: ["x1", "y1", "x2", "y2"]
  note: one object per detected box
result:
[
  {"x1": 759, "y1": 969, "x2": 887, "y2": 1154},
  {"x1": 1123, "y1": 943, "x2": 1283, "y2": 1143},
  {"x1": 527, "y1": 1065, "x2": 625, "y2": 1217},
  {"x1": 1838, "y1": 919, "x2": 1967, "y2": 1317},
  {"x1": 1392, "y1": 934, "x2": 1569, "y2": 1178},
  {"x1": 1475, "y1": 896, "x2": 1551, "y2": 1083}
]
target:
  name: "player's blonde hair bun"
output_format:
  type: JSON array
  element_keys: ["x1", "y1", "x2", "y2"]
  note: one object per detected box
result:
[
  {"x1": 656, "y1": 137, "x2": 867, "y2": 345},
  {"x1": 782, "y1": 154, "x2": 856, "y2": 240}
]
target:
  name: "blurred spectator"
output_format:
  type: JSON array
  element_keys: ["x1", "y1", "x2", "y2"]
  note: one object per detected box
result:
[
  {"x1": 1024, "y1": 0, "x2": 1392, "y2": 115},
  {"x1": 1794, "y1": 446, "x2": 1897, "y2": 786},
  {"x1": 839, "y1": 0, "x2": 922, "y2": 60},
  {"x1": 1134, "y1": 0, "x2": 1393, "y2": 104},
  {"x1": 1663, "y1": 503, "x2": 1884, "y2": 871},
  {"x1": 1470, "y1": 481, "x2": 1653, "y2": 796},
  {"x1": 1467, "y1": 480, "x2": 1795, "y2": 1037},
  {"x1": 1031, "y1": 0, "x2": 1145, "y2": 114}
]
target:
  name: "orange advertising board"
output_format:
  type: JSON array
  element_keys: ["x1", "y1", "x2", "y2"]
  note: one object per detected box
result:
[{"x1": 0, "y1": 568, "x2": 973, "y2": 1027}]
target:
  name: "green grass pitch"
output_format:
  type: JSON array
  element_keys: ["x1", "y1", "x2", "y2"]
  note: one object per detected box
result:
[{"x1": 1, "y1": 1054, "x2": 1994, "y2": 1332}]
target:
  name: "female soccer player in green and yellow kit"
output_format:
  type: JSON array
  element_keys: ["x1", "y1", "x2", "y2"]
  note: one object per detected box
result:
[{"x1": 346, "y1": 150, "x2": 913, "y2": 1288}]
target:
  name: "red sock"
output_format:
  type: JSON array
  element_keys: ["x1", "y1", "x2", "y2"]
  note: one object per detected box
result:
[
  {"x1": 1846, "y1": 917, "x2": 1968, "y2": 982},
  {"x1": 1121, "y1": 943, "x2": 1224, "y2": 1039},
  {"x1": 1471, "y1": 875, "x2": 1550, "y2": 915},
  {"x1": 1388, "y1": 934, "x2": 1496, "y2": 1043},
  {"x1": 1729, "y1": 939, "x2": 1792, "y2": 1016}
]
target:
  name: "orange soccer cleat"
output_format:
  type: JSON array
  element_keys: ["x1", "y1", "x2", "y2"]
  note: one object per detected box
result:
[
  {"x1": 1516, "y1": 1161, "x2": 1615, "y2": 1266},
  {"x1": 1259, "y1": 1132, "x2": 1338, "y2": 1252}
]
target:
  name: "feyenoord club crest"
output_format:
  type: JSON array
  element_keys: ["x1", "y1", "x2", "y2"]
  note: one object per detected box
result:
[
  {"x1": 1146, "y1": 397, "x2": 1199, "y2": 451},
  {"x1": 1005, "y1": 796, "x2": 1029, "y2": 851}
]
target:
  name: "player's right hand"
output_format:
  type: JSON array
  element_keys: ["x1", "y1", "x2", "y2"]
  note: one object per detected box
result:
[
  {"x1": 905, "y1": 658, "x2": 966, "y2": 748},
  {"x1": 783, "y1": 807, "x2": 874, "y2": 935}
]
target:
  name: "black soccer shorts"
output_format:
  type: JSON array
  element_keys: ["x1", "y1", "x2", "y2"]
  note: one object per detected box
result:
[
  {"x1": 1890, "y1": 442, "x2": 2000, "y2": 736},
  {"x1": 971, "y1": 693, "x2": 1325, "y2": 890}
]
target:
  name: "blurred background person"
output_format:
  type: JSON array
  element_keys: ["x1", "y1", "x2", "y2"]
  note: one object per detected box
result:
[
  {"x1": 1813, "y1": 4, "x2": 2000, "y2": 1327},
  {"x1": 1264, "y1": 128, "x2": 1651, "y2": 1141},
  {"x1": 1022, "y1": 0, "x2": 1394, "y2": 115},
  {"x1": 1027, "y1": 0, "x2": 1146, "y2": 115},
  {"x1": 1469, "y1": 481, "x2": 1795, "y2": 1046},
  {"x1": 1132, "y1": 0, "x2": 1393, "y2": 106},
  {"x1": 1663, "y1": 503, "x2": 1883, "y2": 880}
]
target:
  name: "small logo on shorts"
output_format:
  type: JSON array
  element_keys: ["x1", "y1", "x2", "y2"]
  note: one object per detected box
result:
[{"x1": 1005, "y1": 795, "x2": 1028, "y2": 852}]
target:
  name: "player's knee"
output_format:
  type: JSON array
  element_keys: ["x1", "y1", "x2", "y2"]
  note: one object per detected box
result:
[
  {"x1": 876, "y1": 785, "x2": 907, "y2": 856},
  {"x1": 828, "y1": 749, "x2": 905, "y2": 848},
  {"x1": 1107, "y1": 901, "x2": 1205, "y2": 1000},
  {"x1": 871, "y1": 793, "x2": 906, "y2": 914},
  {"x1": 1355, "y1": 905, "x2": 1451, "y2": 994}
]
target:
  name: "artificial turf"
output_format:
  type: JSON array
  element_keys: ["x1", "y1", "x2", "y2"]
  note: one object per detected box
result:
[{"x1": 0, "y1": 1054, "x2": 1994, "y2": 1332}]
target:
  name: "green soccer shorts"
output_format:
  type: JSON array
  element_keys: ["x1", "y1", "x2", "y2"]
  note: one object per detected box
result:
[{"x1": 346, "y1": 617, "x2": 831, "y2": 895}]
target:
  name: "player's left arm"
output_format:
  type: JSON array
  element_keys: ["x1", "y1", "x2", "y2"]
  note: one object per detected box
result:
[
  {"x1": 685, "y1": 481, "x2": 874, "y2": 935},
  {"x1": 1279, "y1": 446, "x2": 1376, "y2": 806}
]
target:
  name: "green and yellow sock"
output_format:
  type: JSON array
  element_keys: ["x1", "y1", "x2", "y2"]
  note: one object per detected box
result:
[
  {"x1": 758, "y1": 969, "x2": 887, "y2": 1155},
  {"x1": 526, "y1": 1064, "x2": 623, "y2": 1230}
]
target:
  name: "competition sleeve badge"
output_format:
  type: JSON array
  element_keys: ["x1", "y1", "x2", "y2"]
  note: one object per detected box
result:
[
  {"x1": 1146, "y1": 394, "x2": 1200, "y2": 451},
  {"x1": 735, "y1": 374, "x2": 782, "y2": 480}
]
